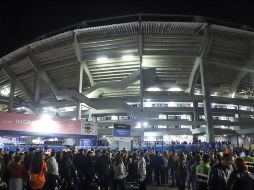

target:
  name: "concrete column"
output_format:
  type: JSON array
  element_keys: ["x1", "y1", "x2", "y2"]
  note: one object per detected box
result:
[
  {"x1": 138, "y1": 15, "x2": 144, "y2": 111},
  {"x1": 200, "y1": 26, "x2": 214, "y2": 143},
  {"x1": 33, "y1": 71, "x2": 41, "y2": 107},
  {"x1": 193, "y1": 100, "x2": 199, "y2": 128},
  {"x1": 8, "y1": 80, "x2": 16, "y2": 112},
  {"x1": 76, "y1": 61, "x2": 84, "y2": 120},
  {"x1": 200, "y1": 58, "x2": 214, "y2": 142}
]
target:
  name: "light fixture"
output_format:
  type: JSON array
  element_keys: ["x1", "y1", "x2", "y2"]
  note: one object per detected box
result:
[
  {"x1": 96, "y1": 56, "x2": 109, "y2": 63},
  {"x1": 168, "y1": 87, "x2": 183, "y2": 92},
  {"x1": 43, "y1": 107, "x2": 57, "y2": 112},
  {"x1": 135, "y1": 122, "x2": 141, "y2": 128},
  {"x1": 0, "y1": 87, "x2": 10, "y2": 96},
  {"x1": 223, "y1": 135, "x2": 227, "y2": 137},
  {"x1": 168, "y1": 102, "x2": 176, "y2": 107},
  {"x1": 40, "y1": 114, "x2": 53, "y2": 120},
  {"x1": 231, "y1": 92, "x2": 235, "y2": 98},
  {"x1": 147, "y1": 87, "x2": 161, "y2": 91},
  {"x1": 122, "y1": 54, "x2": 134, "y2": 61},
  {"x1": 111, "y1": 115, "x2": 118, "y2": 120},
  {"x1": 147, "y1": 99, "x2": 151, "y2": 102},
  {"x1": 143, "y1": 122, "x2": 148, "y2": 127}
]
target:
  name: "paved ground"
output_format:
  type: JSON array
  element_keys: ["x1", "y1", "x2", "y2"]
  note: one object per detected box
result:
[{"x1": 147, "y1": 184, "x2": 178, "y2": 190}]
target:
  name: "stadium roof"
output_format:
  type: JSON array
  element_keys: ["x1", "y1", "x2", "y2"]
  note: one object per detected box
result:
[{"x1": 0, "y1": 14, "x2": 254, "y2": 115}]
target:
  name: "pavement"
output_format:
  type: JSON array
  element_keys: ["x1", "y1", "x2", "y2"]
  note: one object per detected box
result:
[{"x1": 147, "y1": 184, "x2": 178, "y2": 190}]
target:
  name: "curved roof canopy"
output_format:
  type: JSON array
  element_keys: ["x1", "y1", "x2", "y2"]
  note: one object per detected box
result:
[{"x1": 0, "y1": 14, "x2": 254, "y2": 116}]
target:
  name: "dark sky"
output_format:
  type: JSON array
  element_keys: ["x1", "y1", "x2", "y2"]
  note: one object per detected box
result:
[{"x1": 1, "y1": 0, "x2": 254, "y2": 57}]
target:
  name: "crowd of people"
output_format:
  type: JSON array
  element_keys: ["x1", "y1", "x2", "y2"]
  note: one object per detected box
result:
[{"x1": 0, "y1": 146, "x2": 253, "y2": 190}]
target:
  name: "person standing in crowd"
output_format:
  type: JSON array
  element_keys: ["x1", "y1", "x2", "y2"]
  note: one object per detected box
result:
[
  {"x1": 188, "y1": 154, "x2": 201, "y2": 190},
  {"x1": 196, "y1": 154, "x2": 210, "y2": 190},
  {"x1": 58, "y1": 151, "x2": 75, "y2": 189},
  {"x1": 0, "y1": 149, "x2": 6, "y2": 186},
  {"x1": 137, "y1": 152, "x2": 146, "y2": 190},
  {"x1": 208, "y1": 153, "x2": 232, "y2": 190},
  {"x1": 154, "y1": 151, "x2": 164, "y2": 186},
  {"x1": 243, "y1": 150, "x2": 254, "y2": 174},
  {"x1": 96, "y1": 150, "x2": 111, "y2": 190},
  {"x1": 112, "y1": 156, "x2": 126, "y2": 190},
  {"x1": 8, "y1": 155, "x2": 24, "y2": 190},
  {"x1": 168, "y1": 150, "x2": 178, "y2": 187},
  {"x1": 143, "y1": 150, "x2": 151, "y2": 184},
  {"x1": 175, "y1": 153, "x2": 187, "y2": 190},
  {"x1": 46, "y1": 151, "x2": 59, "y2": 190},
  {"x1": 29, "y1": 151, "x2": 48, "y2": 190},
  {"x1": 162, "y1": 151, "x2": 169, "y2": 184},
  {"x1": 227, "y1": 157, "x2": 254, "y2": 190}
]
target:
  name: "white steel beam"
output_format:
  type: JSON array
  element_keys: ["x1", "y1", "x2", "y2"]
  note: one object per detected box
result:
[
  {"x1": 188, "y1": 24, "x2": 208, "y2": 94},
  {"x1": 27, "y1": 47, "x2": 61, "y2": 101},
  {"x1": 73, "y1": 31, "x2": 94, "y2": 88},
  {"x1": 2, "y1": 60, "x2": 33, "y2": 102}
]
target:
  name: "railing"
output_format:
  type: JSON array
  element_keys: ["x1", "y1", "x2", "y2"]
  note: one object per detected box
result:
[{"x1": 30, "y1": 14, "x2": 253, "y2": 42}]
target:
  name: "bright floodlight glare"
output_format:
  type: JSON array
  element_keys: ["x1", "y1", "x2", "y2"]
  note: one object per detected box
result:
[
  {"x1": 122, "y1": 54, "x2": 134, "y2": 61},
  {"x1": 223, "y1": 135, "x2": 227, "y2": 137},
  {"x1": 0, "y1": 87, "x2": 10, "y2": 96},
  {"x1": 41, "y1": 114, "x2": 52, "y2": 120},
  {"x1": 143, "y1": 122, "x2": 148, "y2": 127},
  {"x1": 147, "y1": 99, "x2": 151, "y2": 102},
  {"x1": 168, "y1": 102, "x2": 176, "y2": 107},
  {"x1": 111, "y1": 115, "x2": 118, "y2": 120},
  {"x1": 147, "y1": 87, "x2": 161, "y2": 91},
  {"x1": 231, "y1": 92, "x2": 235, "y2": 98},
  {"x1": 97, "y1": 56, "x2": 108, "y2": 63},
  {"x1": 135, "y1": 122, "x2": 141, "y2": 128},
  {"x1": 168, "y1": 87, "x2": 182, "y2": 92}
]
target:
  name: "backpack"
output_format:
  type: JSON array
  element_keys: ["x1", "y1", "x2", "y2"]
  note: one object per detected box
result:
[{"x1": 29, "y1": 171, "x2": 45, "y2": 190}]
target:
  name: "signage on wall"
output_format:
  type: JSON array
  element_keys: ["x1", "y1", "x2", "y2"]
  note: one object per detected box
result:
[
  {"x1": 81, "y1": 121, "x2": 98, "y2": 135},
  {"x1": 0, "y1": 112, "x2": 98, "y2": 137},
  {"x1": 113, "y1": 123, "x2": 131, "y2": 142}
]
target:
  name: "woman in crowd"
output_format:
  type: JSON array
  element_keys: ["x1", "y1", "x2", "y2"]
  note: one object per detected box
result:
[
  {"x1": 8, "y1": 155, "x2": 24, "y2": 190},
  {"x1": 29, "y1": 151, "x2": 48, "y2": 190}
]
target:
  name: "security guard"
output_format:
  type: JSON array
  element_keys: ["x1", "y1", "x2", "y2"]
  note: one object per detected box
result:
[
  {"x1": 244, "y1": 150, "x2": 254, "y2": 174},
  {"x1": 196, "y1": 154, "x2": 210, "y2": 190}
]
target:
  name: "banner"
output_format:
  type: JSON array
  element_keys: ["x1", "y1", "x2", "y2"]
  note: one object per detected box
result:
[
  {"x1": 113, "y1": 123, "x2": 131, "y2": 142},
  {"x1": 80, "y1": 136, "x2": 97, "y2": 147},
  {"x1": 81, "y1": 121, "x2": 98, "y2": 135},
  {"x1": 0, "y1": 112, "x2": 81, "y2": 136}
]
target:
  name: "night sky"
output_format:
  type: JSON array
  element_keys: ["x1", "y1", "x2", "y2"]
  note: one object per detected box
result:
[{"x1": 1, "y1": 0, "x2": 254, "y2": 57}]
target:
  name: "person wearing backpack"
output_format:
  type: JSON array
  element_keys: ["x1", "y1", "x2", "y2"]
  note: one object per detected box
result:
[
  {"x1": 208, "y1": 153, "x2": 232, "y2": 190},
  {"x1": 227, "y1": 157, "x2": 254, "y2": 190},
  {"x1": 29, "y1": 152, "x2": 48, "y2": 190}
]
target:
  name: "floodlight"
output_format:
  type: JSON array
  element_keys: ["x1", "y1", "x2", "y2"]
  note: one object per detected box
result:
[{"x1": 97, "y1": 57, "x2": 108, "y2": 63}]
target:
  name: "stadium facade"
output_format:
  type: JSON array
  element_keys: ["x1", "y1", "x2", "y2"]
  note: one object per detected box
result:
[{"x1": 1, "y1": 14, "x2": 254, "y2": 145}]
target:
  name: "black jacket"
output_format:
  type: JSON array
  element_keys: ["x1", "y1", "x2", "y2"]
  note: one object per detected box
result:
[
  {"x1": 208, "y1": 162, "x2": 229, "y2": 190},
  {"x1": 227, "y1": 170, "x2": 254, "y2": 190}
]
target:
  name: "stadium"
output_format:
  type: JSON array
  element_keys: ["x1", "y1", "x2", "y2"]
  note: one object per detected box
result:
[{"x1": 0, "y1": 14, "x2": 254, "y2": 149}]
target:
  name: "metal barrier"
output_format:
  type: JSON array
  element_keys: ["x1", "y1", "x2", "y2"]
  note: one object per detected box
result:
[{"x1": 140, "y1": 141, "x2": 229, "y2": 152}]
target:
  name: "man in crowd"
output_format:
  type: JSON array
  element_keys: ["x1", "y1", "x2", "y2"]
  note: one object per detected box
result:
[
  {"x1": 208, "y1": 153, "x2": 233, "y2": 190},
  {"x1": 196, "y1": 154, "x2": 210, "y2": 190}
]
